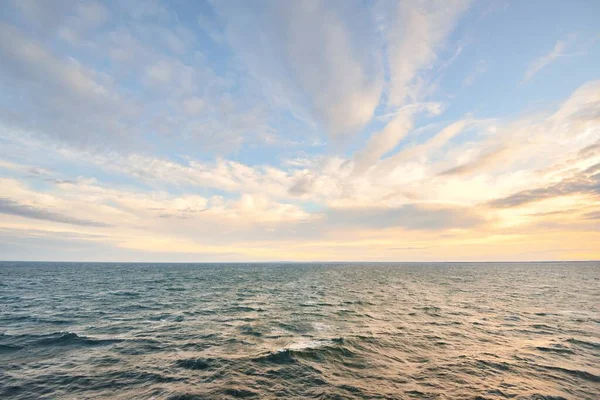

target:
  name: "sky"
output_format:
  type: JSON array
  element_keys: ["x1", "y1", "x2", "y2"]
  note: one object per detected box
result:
[{"x1": 0, "y1": 0, "x2": 599, "y2": 262}]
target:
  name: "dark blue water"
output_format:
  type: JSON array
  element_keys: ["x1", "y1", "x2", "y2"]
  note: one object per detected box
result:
[{"x1": 1, "y1": 262, "x2": 599, "y2": 399}]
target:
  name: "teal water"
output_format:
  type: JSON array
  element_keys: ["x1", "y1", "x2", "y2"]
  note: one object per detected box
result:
[{"x1": 1, "y1": 262, "x2": 599, "y2": 399}]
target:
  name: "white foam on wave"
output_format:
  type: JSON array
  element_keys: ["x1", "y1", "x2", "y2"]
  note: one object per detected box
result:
[
  {"x1": 268, "y1": 328, "x2": 293, "y2": 337},
  {"x1": 312, "y1": 322, "x2": 329, "y2": 332},
  {"x1": 279, "y1": 338, "x2": 333, "y2": 352}
]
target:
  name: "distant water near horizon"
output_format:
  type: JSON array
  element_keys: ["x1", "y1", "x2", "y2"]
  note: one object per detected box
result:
[{"x1": 1, "y1": 262, "x2": 599, "y2": 399}]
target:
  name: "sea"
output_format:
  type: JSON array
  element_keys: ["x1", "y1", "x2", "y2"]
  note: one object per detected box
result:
[{"x1": 0, "y1": 262, "x2": 598, "y2": 399}]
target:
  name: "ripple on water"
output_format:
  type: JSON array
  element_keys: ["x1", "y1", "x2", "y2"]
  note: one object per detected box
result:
[{"x1": 0, "y1": 261, "x2": 599, "y2": 399}]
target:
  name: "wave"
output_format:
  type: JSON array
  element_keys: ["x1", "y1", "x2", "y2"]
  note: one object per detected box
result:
[
  {"x1": 167, "y1": 395, "x2": 208, "y2": 400},
  {"x1": 110, "y1": 290, "x2": 141, "y2": 297},
  {"x1": 0, "y1": 315, "x2": 71, "y2": 325},
  {"x1": 35, "y1": 332, "x2": 123, "y2": 347},
  {"x1": 239, "y1": 325, "x2": 262, "y2": 337},
  {"x1": 281, "y1": 338, "x2": 340, "y2": 351},
  {"x1": 566, "y1": 338, "x2": 600, "y2": 350},
  {"x1": 165, "y1": 286, "x2": 187, "y2": 292},
  {"x1": 253, "y1": 338, "x2": 353, "y2": 365},
  {"x1": 167, "y1": 389, "x2": 258, "y2": 400},
  {"x1": 0, "y1": 343, "x2": 23, "y2": 353},
  {"x1": 531, "y1": 324, "x2": 558, "y2": 331},
  {"x1": 539, "y1": 365, "x2": 600, "y2": 383},
  {"x1": 221, "y1": 388, "x2": 258, "y2": 398},
  {"x1": 476, "y1": 359, "x2": 511, "y2": 371},
  {"x1": 224, "y1": 306, "x2": 265, "y2": 313},
  {"x1": 535, "y1": 345, "x2": 574, "y2": 354},
  {"x1": 175, "y1": 358, "x2": 214, "y2": 371},
  {"x1": 1, "y1": 331, "x2": 123, "y2": 349},
  {"x1": 2, "y1": 262, "x2": 598, "y2": 399},
  {"x1": 147, "y1": 313, "x2": 185, "y2": 323}
]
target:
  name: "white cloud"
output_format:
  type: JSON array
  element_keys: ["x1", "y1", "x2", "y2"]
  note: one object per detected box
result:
[
  {"x1": 0, "y1": 23, "x2": 111, "y2": 100},
  {"x1": 2, "y1": 81, "x2": 598, "y2": 214},
  {"x1": 352, "y1": 102, "x2": 443, "y2": 174},
  {"x1": 182, "y1": 97, "x2": 206, "y2": 115},
  {"x1": 75, "y1": 1, "x2": 109, "y2": 29},
  {"x1": 10, "y1": 0, "x2": 70, "y2": 32},
  {"x1": 522, "y1": 39, "x2": 568, "y2": 83},
  {"x1": 386, "y1": 0, "x2": 472, "y2": 105},
  {"x1": 144, "y1": 60, "x2": 174, "y2": 85},
  {"x1": 214, "y1": 0, "x2": 384, "y2": 137},
  {"x1": 0, "y1": 22, "x2": 138, "y2": 147},
  {"x1": 463, "y1": 59, "x2": 487, "y2": 86},
  {"x1": 0, "y1": 6, "x2": 275, "y2": 153}
]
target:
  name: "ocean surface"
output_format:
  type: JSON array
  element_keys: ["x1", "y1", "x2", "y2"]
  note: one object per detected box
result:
[{"x1": 0, "y1": 262, "x2": 599, "y2": 399}]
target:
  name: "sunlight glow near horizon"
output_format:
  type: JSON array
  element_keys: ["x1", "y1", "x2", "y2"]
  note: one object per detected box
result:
[{"x1": 0, "y1": 0, "x2": 599, "y2": 262}]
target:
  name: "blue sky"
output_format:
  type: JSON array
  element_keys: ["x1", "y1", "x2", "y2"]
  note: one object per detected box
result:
[{"x1": 0, "y1": 0, "x2": 599, "y2": 261}]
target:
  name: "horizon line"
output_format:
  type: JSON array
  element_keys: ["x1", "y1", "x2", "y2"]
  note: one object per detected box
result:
[{"x1": 1, "y1": 259, "x2": 598, "y2": 264}]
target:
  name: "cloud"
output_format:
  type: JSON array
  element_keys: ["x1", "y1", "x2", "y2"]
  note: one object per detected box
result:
[
  {"x1": 522, "y1": 38, "x2": 568, "y2": 83},
  {"x1": 463, "y1": 59, "x2": 487, "y2": 86},
  {"x1": 10, "y1": 0, "x2": 71, "y2": 33},
  {"x1": 182, "y1": 96, "x2": 205, "y2": 115},
  {"x1": 213, "y1": 0, "x2": 384, "y2": 137},
  {"x1": 0, "y1": 4, "x2": 275, "y2": 154},
  {"x1": 0, "y1": 22, "x2": 136, "y2": 147},
  {"x1": 377, "y1": 118, "x2": 471, "y2": 174},
  {"x1": 325, "y1": 203, "x2": 484, "y2": 231},
  {"x1": 2, "y1": 79, "x2": 598, "y2": 217},
  {"x1": 143, "y1": 60, "x2": 174, "y2": 85},
  {"x1": 75, "y1": 1, "x2": 109, "y2": 28},
  {"x1": 288, "y1": 173, "x2": 315, "y2": 196},
  {"x1": 385, "y1": 0, "x2": 472, "y2": 105},
  {"x1": 0, "y1": 23, "x2": 110, "y2": 101},
  {"x1": 438, "y1": 146, "x2": 509, "y2": 176},
  {"x1": 583, "y1": 210, "x2": 600, "y2": 220},
  {"x1": 0, "y1": 198, "x2": 110, "y2": 227},
  {"x1": 489, "y1": 163, "x2": 600, "y2": 208},
  {"x1": 352, "y1": 102, "x2": 442, "y2": 174},
  {"x1": 579, "y1": 142, "x2": 600, "y2": 159},
  {"x1": 0, "y1": 2, "x2": 599, "y2": 261}
]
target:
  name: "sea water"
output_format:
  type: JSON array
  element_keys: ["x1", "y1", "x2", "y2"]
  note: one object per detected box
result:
[{"x1": 1, "y1": 262, "x2": 598, "y2": 399}]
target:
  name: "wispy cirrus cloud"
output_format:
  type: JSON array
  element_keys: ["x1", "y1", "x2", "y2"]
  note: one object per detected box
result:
[
  {"x1": 385, "y1": 0, "x2": 472, "y2": 105},
  {"x1": 522, "y1": 39, "x2": 570, "y2": 83},
  {"x1": 522, "y1": 33, "x2": 600, "y2": 84},
  {"x1": 212, "y1": 0, "x2": 384, "y2": 138}
]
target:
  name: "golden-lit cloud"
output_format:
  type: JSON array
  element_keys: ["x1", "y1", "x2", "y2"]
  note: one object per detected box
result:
[{"x1": 1, "y1": 78, "x2": 598, "y2": 261}]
